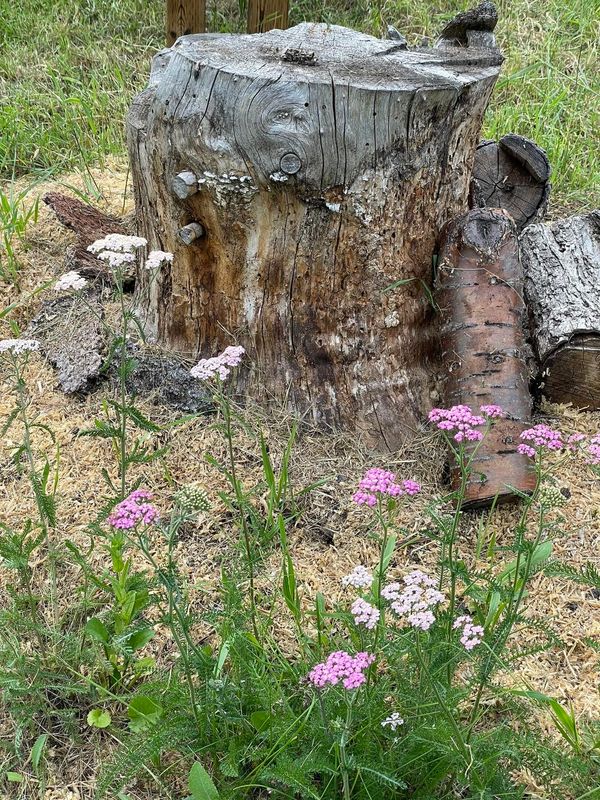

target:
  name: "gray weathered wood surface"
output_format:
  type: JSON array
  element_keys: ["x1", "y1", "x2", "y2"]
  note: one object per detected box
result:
[
  {"x1": 127, "y1": 22, "x2": 502, "y2": 448},
  {"x1": 521, "y1": 211, "x2": 600, "y2": 409}
]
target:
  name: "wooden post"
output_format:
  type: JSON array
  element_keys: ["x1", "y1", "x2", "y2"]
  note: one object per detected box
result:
[
  {"x1": 247, "y1": 0, "x2": 289, "y2": 33},
  {"x1": 166, "y1": 0, "x2": 205, "y2": 46},
  {"x1": 127, "y1": 21, "x2": 502, "y2": 449}
]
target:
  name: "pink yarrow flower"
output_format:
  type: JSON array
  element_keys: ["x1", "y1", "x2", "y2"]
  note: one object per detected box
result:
[
  {"x1": 518, "y1": 424, "x2": 563, "y2": 457},
  {"x1": 453, "y1": 615, "x2": 484, "y2": 650},
  {"x1": 352, "y1": 468, "x2": 421, "y2": 507},
  {"x1": 108, "y1": 489, "x2": 159, "y2": 530},
  {"x1": 351, "y1": 598, "x2": 380, "y2": 630},
  {"x1": 387, "y1": 570, "x2": 445, "y2": 631},
  {"x1": 428, "y1": 404, "x2": 500, "y2": 443},
  {"x1": 190, "y1": 345, "x2": 245, "y2": 381},
  {"x1": 308, "y1": 651, "x2": 375, "y2": 690},
  {"x1": 587, "y1": 434, "x2": 600, "y2": 465}
]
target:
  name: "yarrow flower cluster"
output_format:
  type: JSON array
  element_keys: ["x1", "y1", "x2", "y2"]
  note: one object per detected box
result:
[
  {"x1": 381, "y1": 712, "x2": 404, "y2": 730},
  {"x1": 0, "y1": 338, "x2": 40, "y2": 355},
  {"x1": 382, "y1": 570, "x2": 445, "y2": 631},
  {"x1": 350, "y1": 597, "x2": 380, "y2": 630},
  {"x1": 453, "y1": 615, "x2": 484, "y2": 650},
  {"x1": 174, "y1": 484, "x2": 210, "y2": 513},
  {"x1": 588, "y1": 434, "x2": 600, "y2": 465},
  {"x1": 517, "y1": 424, "x2": 563, "y2": 458},
  {"x1": 342, "y1": 565, "x2": 373, "y2": 589},
  {"x1": 88, "y1": 233, "x2": 147, "y2": 269},
  {"x1": 190, "y1": 345, "x2": 245, "y2": 381},
  {"x1": 307, "y1": 651, "x2": 375, "y2": 690},
  {"x1": 145, "y1": 250, "x2": 174, "y2": 270},
  {"x1": 108, "y1": 489, "x2": 159, "y2": 530},
  {"x1": 352, "y1": 468, "x2": 421, "y2": 507},
  {"x1": 54, "y1": 270, "x2": 87, "y2": 292},
  {"x1": 428, "y1": 404, "x2": 503, "y2": 443}
]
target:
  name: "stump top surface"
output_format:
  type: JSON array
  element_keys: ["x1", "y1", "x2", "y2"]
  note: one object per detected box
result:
[{"x1": 172, "y1": 22, "x2": 502, "y2": 90}]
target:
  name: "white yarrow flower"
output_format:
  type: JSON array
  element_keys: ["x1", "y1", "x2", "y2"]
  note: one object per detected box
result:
[
  {"x1": 87, "y1": 233, "x2": 147, "y2": 254},
  {"x1": 381, "y1": 712, "x2": 404, "y2": 730},
  {"x1": 145, "y1": 250, "x2": 174, "y2": 270},
  {"x1": 54, "y1": 271, "x2": 87, "y2": 292},
  {"x1": 342, "y1": 565, "x2": 373, "y2": 589},
  {"x1": 96, "y1": 250, "x2": 136, "y2": 268}
]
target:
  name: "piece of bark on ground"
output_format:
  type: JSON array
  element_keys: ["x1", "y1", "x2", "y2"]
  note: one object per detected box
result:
[
  {"x1": 521, "y1": 210, "x2": 600, "y2": 410},
  {"x1": 436, "y1": 207, "x2": 535, "y2": 508},
  {"x1": 470, "y1": 134, "x2": 551, "y2": 231},
  {"x1": 27, "y1": 291, "x2": 106, "y2": 394},
  {"x1": 43, "y1": 192, "x2": 130, "y2": 281}
]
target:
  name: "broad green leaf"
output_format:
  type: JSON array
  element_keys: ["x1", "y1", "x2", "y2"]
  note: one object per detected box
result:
[
  {"x1": 128, "y1": 695, "x2": 162, "y2": 732},
  {"x1": 499, "y1": 541, "x2": 553, "y2": 582},
  {"x1": 126, "y1": 627, "x2": 155, "y2": 651},
  {"x1": 85, "y1": 617, "x2": 109, "y2": 643},
  {"x1": 6, "y1": 772, "x2": 24, "y2": 782},
  {"x1": 189, "y1": 761, "x2": 219, "y2": 800},
  {"x1": 30, "y1": 733, "x2": 48, "y2": 771},
  {"x1": 87, "y1": 708, "x2": 111, "y2": 728}
]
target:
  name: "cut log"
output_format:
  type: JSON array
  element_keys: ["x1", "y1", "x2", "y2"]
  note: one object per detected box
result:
[
  {"x1": 521, "y1": 211, "x2": 600, "y2": 409},
  {"x1": 470, "y1": 134, "x2": 551, "y2": 231},
  {"x1": 43, "y1": 192, "x2": 127, "y2": 281},
  {"x1": 127, "y1": 19, "x2": 503, "y2": 449},
  {"x1": 436, "y1": 208, "x2": 535, "y2": 507}
]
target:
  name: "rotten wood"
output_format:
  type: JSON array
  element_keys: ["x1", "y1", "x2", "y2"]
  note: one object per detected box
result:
[
  {"x1": 127, "y1": 19, "x2": 502, "y2": 449},
  {"x1": 247, "y1": 0, "x2": 289, "y2": 33},
  {"x1": 470, "y1": 134, "x2": 551, "y2": 231},
  {"x1": 436, "y1": 208, "x2": 535, "y2": 507},
  {"x1": 521, "y1": 211, "x2": 600, "y2": 409},
  {"x1": 27, "y1": 292, "x2": 105, "y2": 394},
  {"x1": 43, "y1": 192, "x2": 127, "y2": 280},
  {"x1": 166, "y1": 0, "x2": 205, "y2": 46}
]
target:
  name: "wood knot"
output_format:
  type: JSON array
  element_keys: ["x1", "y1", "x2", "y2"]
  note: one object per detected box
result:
[{"x1": 281, "y1": 48, "x2": 317, "y2": 65}]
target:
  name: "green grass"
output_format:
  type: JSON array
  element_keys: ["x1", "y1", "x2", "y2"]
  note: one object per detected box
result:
[{"x1": 0, "y1": 0, "x2": 598, "y2": 210}]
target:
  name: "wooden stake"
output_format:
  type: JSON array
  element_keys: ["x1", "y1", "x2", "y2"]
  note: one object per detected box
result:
[
  {"x1": 166, "y1": 0, "x2": 205, "y2": 46},
  {"x1": 247, "y1": 0, "x2": 289, "y2": 33}
]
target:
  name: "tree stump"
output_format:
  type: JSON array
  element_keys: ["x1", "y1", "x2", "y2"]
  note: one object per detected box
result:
[
  {"x1": 436, "y1": 208, "x2": 535, "y2": 507},
  {"x1": 521, "y1": 211, "x2": 600, "y2": 410},
  {"x1": 127, "y1": 21, "x2": 502, "y2": 448}
]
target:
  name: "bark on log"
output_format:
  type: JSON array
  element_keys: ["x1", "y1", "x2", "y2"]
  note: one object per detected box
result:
[
  {"x1": 436, "y1": 208, "x2": 535, "y2": 507},
  {"x1": 470, "y1": 134, "x2": 551, "y2": 231},
  {"x1": 127, "y1": 21, "x2": 502, "y2": 449},
  {"x1": 43, "y1": 192, "x2": 127, "y2": 281},
  {"x1": 521, "y1": 211, "x2": 600, "y2": 410}
]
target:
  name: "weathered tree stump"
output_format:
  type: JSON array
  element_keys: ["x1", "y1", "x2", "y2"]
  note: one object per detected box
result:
[
  {"x1": 127, "y1": 20, "x2": 502, "y2": 448},
  {"x1": 521, "y1": 211, "x2": 600, "y2": 409},
  {"x1": 436, "y1": 208, "x2": 535, "y2": 507},
  {"x1": 469, "y1": 134, "x2": 551, "y2": 231}
]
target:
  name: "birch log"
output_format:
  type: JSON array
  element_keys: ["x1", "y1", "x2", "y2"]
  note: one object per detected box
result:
[
  {"x1": 436, "y1": 208, "x2": 535, "y2": 507},
  {"x1": 521, "y1": 211, "x2": 600, "y2": 409},
  {"x1": 127, "y1": 21, "x2": 502, "y2": 448}
]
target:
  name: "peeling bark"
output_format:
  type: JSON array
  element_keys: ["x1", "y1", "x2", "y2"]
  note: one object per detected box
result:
[
  {"x1": 521, "y1": 211, "x2": 600, "y2": 409},
  {"x1": 436, "y1": 208, "x2": 535, "y2": 507},
  {"x1": 127, "y1": 22, "x2": 502, "y2": 448}
]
